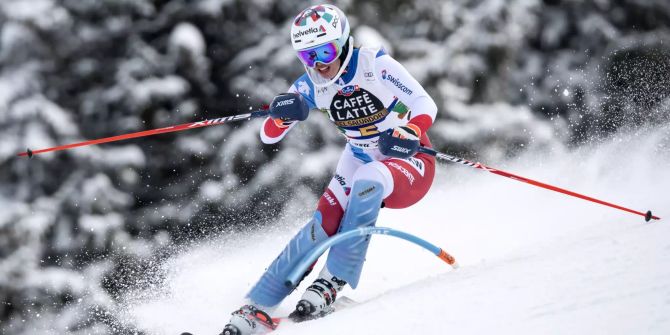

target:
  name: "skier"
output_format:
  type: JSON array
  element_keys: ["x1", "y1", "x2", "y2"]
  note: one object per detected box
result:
[{"x1": 223, "y1": 4, "x2": 438, "y2": 334}]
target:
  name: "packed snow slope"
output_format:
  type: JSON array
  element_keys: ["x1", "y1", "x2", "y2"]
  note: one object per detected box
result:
[{"x1": 121, "y1": 126, "x2": 670, "y2": 335}]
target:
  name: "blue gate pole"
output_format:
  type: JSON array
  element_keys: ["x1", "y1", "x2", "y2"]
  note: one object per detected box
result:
[{"x1": 284, "y1": 227, "x2": 458, "y2": 288}]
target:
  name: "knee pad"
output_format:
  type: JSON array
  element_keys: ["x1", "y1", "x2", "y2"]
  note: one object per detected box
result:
[
  {"x1": 351, "y1": 162, "x2": 394, "y2": 198},
  {"x1": 326, "y1": 179, "x2": 383, "y2": 288}
]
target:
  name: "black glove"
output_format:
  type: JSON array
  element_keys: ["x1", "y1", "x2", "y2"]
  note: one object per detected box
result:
[
  {"x1": 378, "y1": 125, "x2": 421, "y2": 159},
  {"x1": 269, "y1": 93, "x2": 309, "y2": 123}
]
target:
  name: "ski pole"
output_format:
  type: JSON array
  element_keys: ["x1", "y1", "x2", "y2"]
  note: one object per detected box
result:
[
  {"x1": 17, "y1": 110, "x2": 270, "y2": 158},
  {"x1": 285, "y1": 226, "x2": 458, "y2": 288},
  {"x1": 417, "y1": 147, "x2": 660, "y2": 222}
]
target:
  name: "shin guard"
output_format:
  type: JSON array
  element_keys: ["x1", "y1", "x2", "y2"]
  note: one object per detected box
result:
[
  {"x1": 247, "y1": 212, "x2": 329, "y2": 308},
  {"x1": 326, "y1": 180, "x2": 383, "y2": 288}
]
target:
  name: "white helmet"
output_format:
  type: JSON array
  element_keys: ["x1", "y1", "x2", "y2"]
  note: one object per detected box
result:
[{"x1": 290, "y1": 4, "x2": 354, "y2": 87}]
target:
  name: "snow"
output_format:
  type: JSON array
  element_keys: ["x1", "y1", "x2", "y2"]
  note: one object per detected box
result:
[
  {"x1": 432, "y1": 100, "x2": 566, "y2": 161},
  {"x1": 79, "y1": 213, "x2": 124, "y2": 248},
  {"x1": 0, "y1": 64, "x2": 41, "y2": 117},
  {"x1": 101, "y1": 145, "x2": 146, "y2": 169},
  {"x1": 129, "y1": 75, "x2": 190, "y2": 108},
  {"x1": 196, "y1": 0, "x2": 233, "y2": 16},
  {"x1": 198, "y1": 180, "x2": 225, "y2": 202},
  {"x1": 228, "y1": 35, "x2": 285, "y2": 73},
  {"x1": 80, "y1": 174, "x2": 133, "y2": 213},
  {"x1": 169, "y1": 23, "x2": 206, "y2": 57},
  {"x1": 297, "y1": 146, "x2": 342, "y2": 179},
  {"x1": 0, "y1": 0, "x2": 71, "y2": 31},
  {"x1": 10, "y1": 95, "x2": 79, "y2": 136},
  {"x1": 119, "y1": 125, "x2": 670, "y2": 334},
  {"x1": 354, "y1": 26, "x2": 394, "y2": 55}
]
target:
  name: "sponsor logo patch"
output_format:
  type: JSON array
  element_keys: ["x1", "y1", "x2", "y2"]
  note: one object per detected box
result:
[
  {"x1": 329, "y1": 86, "x2": 388, "y2": 128},
  {"x1": 188, "y1": 114, "x2": 251, "y2": 128},
  {"x1": 407, "y1": 157, "x2": 425, "y2": 176},
  {"x1": 338, "y1": 85, "x2": 360, "y2": 97},
  {"x1": 348, "y1": 138, "x2": 379, "y2": 149},
  {"x1": 381, "y1": 69, "x2": 413, "y2": 96},
  {"x1": 323, "y1": 191, "x2": 337, "y2": 206},
  {"x1": 274, "y1": 98, "x2": 294, "y2": 107},
  {"x1": 387, "y1": 161, "x2": 415, "y2": 185},
  {"x1": 391, "y1": 145, "x2": 411, "y2": 154},
  {"x1": 335, "y1": 174, "x2": 347, "y2": 186},
  {"x1": 293, "y1": 27, "x2": 319, "y2": 39},
  {"x1": 357, "y1": 186, "x2": 376, "y2": 197}
]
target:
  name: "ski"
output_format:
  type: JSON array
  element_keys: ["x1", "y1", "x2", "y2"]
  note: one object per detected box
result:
[
  {"x1": 181, "y1": 297, "x2": 357, "y2": 335},
  {"x1": 287, "y1": 296, "x2": 358, "y2": 323}
]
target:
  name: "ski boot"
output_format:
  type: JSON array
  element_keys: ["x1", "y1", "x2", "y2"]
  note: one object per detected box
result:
[
  {"x1": 289, "y1": 268, "x2": 347, "y2": 322},
  {"x1": 221, "y1": 305, "x2": 277, "y2": 335}
]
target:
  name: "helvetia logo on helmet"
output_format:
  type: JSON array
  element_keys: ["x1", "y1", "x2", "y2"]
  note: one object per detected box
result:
[{"x1": 293, "y1": 27, "x2": 319, "y2": 39}]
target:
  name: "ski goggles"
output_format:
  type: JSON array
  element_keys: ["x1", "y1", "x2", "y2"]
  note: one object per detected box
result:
[{"x1": 296, "y1": 41, "x2": 341, "y2": 68}]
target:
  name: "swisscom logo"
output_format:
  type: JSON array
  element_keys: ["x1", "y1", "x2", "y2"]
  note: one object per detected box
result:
[{"x1": 381, "y1": 69, "x2": 413, "y2": 96}]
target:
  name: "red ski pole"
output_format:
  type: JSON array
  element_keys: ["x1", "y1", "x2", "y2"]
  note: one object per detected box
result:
[
  {"x1": 418, "y1": 147, "x2": 660, "y2": 222},
  {"x1": 17, "y1": 110, "x2": 269, "y2": 158}
]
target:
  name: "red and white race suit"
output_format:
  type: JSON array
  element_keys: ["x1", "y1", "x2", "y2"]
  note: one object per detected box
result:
[{"x1": 261, "y1": 46, "x2": 438, "y2": 236}]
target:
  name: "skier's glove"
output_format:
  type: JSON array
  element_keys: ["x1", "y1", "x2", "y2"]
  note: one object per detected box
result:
[
  {"x1": 269, "y1": 93, "x2": 309, "y2": 128},
  {"x1": 378, "y1": 124, "x2": 422, "y2": 159}
]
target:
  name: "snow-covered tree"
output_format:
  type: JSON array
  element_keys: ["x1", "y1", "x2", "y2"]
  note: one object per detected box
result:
[{"x1": 0, "y1": 0, "x2": 667, "y2": 333}]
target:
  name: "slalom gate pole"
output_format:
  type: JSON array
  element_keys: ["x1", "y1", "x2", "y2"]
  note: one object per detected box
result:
[
  {"x1": 284, "y1": 226, "x2": 458, "y2": 288},
  {"x1": 417, "y1": 147, "x2": 660, "y2": 222},
  {"x1": 17, "y1": 110, "x2": 270, "y2": 158}
]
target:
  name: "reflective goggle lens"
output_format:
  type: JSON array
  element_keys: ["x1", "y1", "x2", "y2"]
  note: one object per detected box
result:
[{"x1": 297, "y1": 42, "x2": 340, "y2": 68}]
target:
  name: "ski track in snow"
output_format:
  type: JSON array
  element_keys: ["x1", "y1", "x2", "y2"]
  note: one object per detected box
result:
[{"x1": 119, "y1": 127, "x2": 670, "y2": 335}]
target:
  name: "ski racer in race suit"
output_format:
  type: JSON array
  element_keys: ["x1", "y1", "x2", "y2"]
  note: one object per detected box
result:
[{"x1": 223, "y1": 4, "x2": 438, "y2": 334}]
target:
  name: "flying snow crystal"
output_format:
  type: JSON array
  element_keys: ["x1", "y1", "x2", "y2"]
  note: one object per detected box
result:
[{"x1": 563, "y1": 88, "x2": 570, "y2": 96}]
